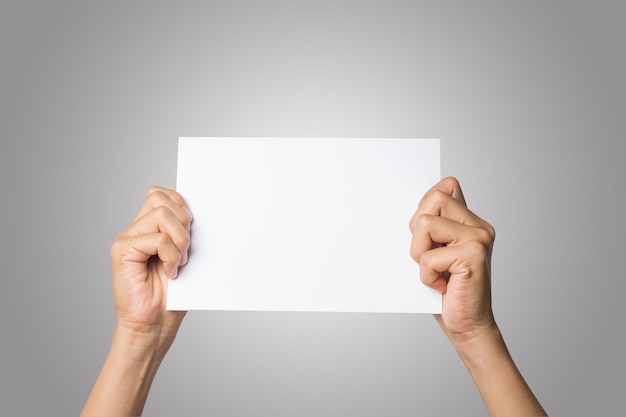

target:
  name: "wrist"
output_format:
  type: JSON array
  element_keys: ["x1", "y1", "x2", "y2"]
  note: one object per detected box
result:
[
  {"x1": 448, "y1": 322, "x2": 508, "y2": 367},
  {"x1": 105, "y1": 324, "x2": 171, "y2": 401},
  {"x1": 110, "y1": 322, "x2": 175, "y2": 366},
  {"x1": 447, "y1": 323, "x2": 547, "y2": 416},
  {"x1": 80, "y1": 325, "x2": 172, "y2": 416}
]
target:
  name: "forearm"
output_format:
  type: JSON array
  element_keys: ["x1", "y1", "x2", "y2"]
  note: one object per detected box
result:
[
  {"x1": 451, "y1": 323, "x2": 547, "y2": 417},
  {"x1": 80, "y1": 325, "x2": 170, "y2": 417}
]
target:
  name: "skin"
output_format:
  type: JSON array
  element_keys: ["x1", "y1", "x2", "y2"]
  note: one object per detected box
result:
[
  {"x1": 409, "y1": 177, "x2": 546, "y2": 416},
  {"x1": 80, "y1": 177, "x2": 547, "y2": 417},
  {"x1": 80, "y1": 186, "x2": 191, "y2": 417}
]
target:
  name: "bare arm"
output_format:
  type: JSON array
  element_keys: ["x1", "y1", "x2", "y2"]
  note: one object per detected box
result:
[
  {"x1": 410, "y1": 177, "x2": 547, "y2": 417},
  {"x1": 81, "y1": 186, "x2": 192, "y2": 416},
  {"x1": 82, "y1": 178, "x2": 546, "y2": 416}
]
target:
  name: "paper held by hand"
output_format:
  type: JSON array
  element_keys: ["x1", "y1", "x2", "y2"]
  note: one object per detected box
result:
[{"x1": 167, "y1": 137, "x2": 441, "y2": 313}]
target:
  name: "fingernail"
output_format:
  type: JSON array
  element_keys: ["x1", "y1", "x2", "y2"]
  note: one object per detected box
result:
[
  {"x1": 170, "y1": 264, "x2": 179, "y2": 279},
  {"x1": 181, "y1": 250, "x2": 188, "y2": 266}
]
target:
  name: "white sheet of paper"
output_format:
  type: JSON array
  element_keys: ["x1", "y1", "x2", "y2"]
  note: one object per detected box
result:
[{"x1": 167, "y1": 137, "x2": 441, "y2": 313}]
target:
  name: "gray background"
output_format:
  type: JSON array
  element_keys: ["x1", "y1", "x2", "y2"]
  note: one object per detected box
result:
[{"x1": 1, "y1": 1, "x2": 624, "y2": 416}]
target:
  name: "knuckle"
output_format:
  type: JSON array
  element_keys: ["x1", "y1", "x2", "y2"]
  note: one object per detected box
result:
[
  {"x1": 146, "y1": 185, "x2": 165, "y2": 197},
  {"x1": 147, "y1": 189, "x2": 167, "y2": 205},
  {"x1": 170, "y1": 191, "x2": 186, "y2": 207},
  {"x1": 417, "y1": 189, "x2": 434, "y2": 210},
  {"x1": 408, "y1": 216, "x2": 421, "y2": 232},
  {"x1": 418, "y1": 189, "x2": 443, "y2": 214},
  {"x1": 472, "y1": 222, "x2": 495, "y2": 250},
  {"x1": 109, "y1": 236, "x2": 125, "y2": 260},
  {"x1": 474, "y1": 227, "x2": 493, "y2": 246},
  {"x1": 152, "y1": 205, "x2": 174, "y2": 221},
  {"x1": 418, "y1": 248, "x2": 433, "y2": 266},
  {"x1": 441, "y1": 176, "x2": 460, "y2": 189},
  {"x1": 431, "y1": 189, "x2": 447, "y2": 207},
  {"x1": 147, "y1": 185, "x2": 186, "y2": 207},
  {"x1": 416, "y1": 213, "x2": 434, "y2": 230},
  {"x1": 465, "y1": 240, "x2": 488, "y2": 261}
]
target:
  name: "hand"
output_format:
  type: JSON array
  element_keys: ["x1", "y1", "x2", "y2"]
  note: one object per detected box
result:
[
  {"x1": 81, "y1": 186, "x2": 193, "y2": 417},
  {"x1": 109, "y1": 186, "x2": 192, "y2": 348},
  {"x1": 409, "y1": 177, "x2": 496, "y2": 344},
  {"x1": 410, "y1": 177, "x2": 547, "y2": 416}
]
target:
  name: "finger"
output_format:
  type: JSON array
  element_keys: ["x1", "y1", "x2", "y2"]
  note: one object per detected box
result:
[
  {"x1": 409, "y1": 188, "x2": 486, "y2": 232},
  {"x1": 424, "y1": 177, "x2": 466, "y2": 206},
  {"x1": 147, "y1": 185, "x2": 188, "y2": 207},
  {"x1": 111, "y1": 232, "x2": 183, "y2": 279},
  {"x1": 409, "y1": 176, "x2": 489, "y2": 232},
  {"x1": 418, "y1": 241, "x2": 489, "y2": 294},
  {"x1": 133, "y1": 186, "x2": 193, "y2": 226},
  {"x1": 133, "y1": 186, "x2": 193, "y2": 225},
  {"x1": 121, "y1": 206, "x2": 191, "y2": 264},
  {"x1": 410, "y1": 214, "x2": 493, "y2": 262}
]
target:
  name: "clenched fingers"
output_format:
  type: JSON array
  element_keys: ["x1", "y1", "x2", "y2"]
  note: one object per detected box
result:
[
  {"x1": 409, "y1": 188, "x2": 486, "y2": 231},
  {"x1": 133, "y1": 186, "x2": 193, "y2": 228},
  {"x1": 421, "y1": 176, "x2": 466, "y2": 206},
  {"x1": 418, "y1": 241, "x2": 490, "y2": 294},
  {"x1": 410, "y1": 214, "x2": 494, "y2": 263},
  {"x1": 121, "y1": 205, "x2": 191, "y2": 262},
  {"x1": 111, "y1": 232, "x2": 184, "y2": 279}
]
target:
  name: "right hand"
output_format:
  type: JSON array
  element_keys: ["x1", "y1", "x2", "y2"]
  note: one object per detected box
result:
[
  {"x1": 109, "y1": 186, "x2": 192, "y2": 345},
  {"x1": 409, "y1": 177, "x2": 496, "y2": 345}
]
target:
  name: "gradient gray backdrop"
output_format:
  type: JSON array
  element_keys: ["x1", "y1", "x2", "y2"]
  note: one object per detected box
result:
[{"x1": 1, "y1": 1, "x2": 624, "y2": 416}]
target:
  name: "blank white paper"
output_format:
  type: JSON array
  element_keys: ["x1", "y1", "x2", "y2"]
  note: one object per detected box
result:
[{"x1": 167, "y1": 137, "x2": 441, "y2": 313}]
